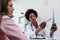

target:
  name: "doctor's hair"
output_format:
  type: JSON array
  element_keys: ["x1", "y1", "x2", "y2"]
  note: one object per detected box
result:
[
  {"x1": 25, "y1": 9, "x2": 38, "y2": 21},
  {"x1": 0, "y1": 0, "x2": 11, "y2": 24}
]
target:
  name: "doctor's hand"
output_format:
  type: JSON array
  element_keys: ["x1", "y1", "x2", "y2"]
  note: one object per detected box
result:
[
  {"x1": 50, "y1": 24, "x2": 57, "y2": 38},
  {"x1": 39, "y1": 22, "x2": 46, "y2": 30},
  {"x1": 35, "y1": 22, "x2": 46, "y2": 36}
]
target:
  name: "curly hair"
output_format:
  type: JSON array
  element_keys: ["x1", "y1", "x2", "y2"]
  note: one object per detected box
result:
[{"x1": 25, "y1": 9, "x2": 38, "y2": 21}]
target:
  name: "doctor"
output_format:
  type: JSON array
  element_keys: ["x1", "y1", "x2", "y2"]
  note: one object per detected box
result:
[
  {"x1": 25, "y1": 9, "x2": 57, "y2": 40},
  {"x1": 25, "y1": 9, "x2": 46, "y2": 39}
]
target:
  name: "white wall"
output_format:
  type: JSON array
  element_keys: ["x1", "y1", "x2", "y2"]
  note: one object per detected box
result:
[{"x1": 12, "y1": 0, "x2": 60, "y2": 39}]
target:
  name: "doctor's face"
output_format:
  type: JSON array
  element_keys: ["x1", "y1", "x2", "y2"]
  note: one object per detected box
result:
[{"x1": 29, "y1": 13, "x2": 37, "y2": 23}]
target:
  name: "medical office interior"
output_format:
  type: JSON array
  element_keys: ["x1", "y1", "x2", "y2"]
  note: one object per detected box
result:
[{"x1": 12, "y1": 0, "x2": 60, "y2": 40}]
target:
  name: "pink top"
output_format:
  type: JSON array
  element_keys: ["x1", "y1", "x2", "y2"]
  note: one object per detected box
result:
[{"x1": 0, "y1": 15, "x2": 28, "y2": 40}]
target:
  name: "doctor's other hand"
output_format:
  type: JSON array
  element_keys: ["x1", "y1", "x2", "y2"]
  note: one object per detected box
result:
[
  {"x1": 50, "y1": 24, "x2": 57, "y2": 38},
  {"x1": 39, "y1": 22, "x2": 46, "y2": 29}
]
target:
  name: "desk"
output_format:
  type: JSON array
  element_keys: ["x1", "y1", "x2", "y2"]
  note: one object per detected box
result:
[
  {"x1": 30, "y1": 39, "x2": 46, "y2": 40},
  {"x1": 30, "y1": 37, "x2": 60, "y2": 40},
  {"x1": 30, "y1": 38, "x2": 58, "y2": 40},
  {"x1": 30, "y1": 38, "x2": 46, "y2": 40}
]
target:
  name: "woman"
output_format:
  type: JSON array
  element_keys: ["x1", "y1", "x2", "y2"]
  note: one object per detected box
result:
[
  {"x1": 25, "y1": 9, "x2": 46, "y2": 39},
  {"x1": 25, "y1": 9, "x2": 57, "y2": 39},
  {"x1": 0, "y1": 0, "x2": 28, "y2": 40}
]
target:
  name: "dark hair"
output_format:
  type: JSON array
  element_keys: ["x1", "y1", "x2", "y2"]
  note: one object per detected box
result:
[
  {"x1": 0, "y1": 0, "x2": 1, "y2": 24},
  {"x1": 0, "y1": 0, "x2": 11, "y2": 24},
  {"x1": 25, "y1": 9, "x2": 38, "y2": 21}
]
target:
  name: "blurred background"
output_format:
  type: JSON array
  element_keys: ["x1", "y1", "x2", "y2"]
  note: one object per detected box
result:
[{"x1": 12, "y1": 0, "x2": 60, "y2": 39}]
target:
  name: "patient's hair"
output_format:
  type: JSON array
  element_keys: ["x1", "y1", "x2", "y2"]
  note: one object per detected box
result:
[{"x1": 0, "y1": 0, "x2": 11, "y2": 24}]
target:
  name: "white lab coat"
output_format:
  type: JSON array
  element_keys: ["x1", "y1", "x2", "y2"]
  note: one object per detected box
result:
[{"x1": 25, "y1": 21, "x2": 50, "y2": 40}]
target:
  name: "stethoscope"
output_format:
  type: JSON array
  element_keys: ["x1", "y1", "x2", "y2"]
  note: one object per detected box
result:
[{"x1": 31, "y1": 22, "x2": 38, "y2": 31}]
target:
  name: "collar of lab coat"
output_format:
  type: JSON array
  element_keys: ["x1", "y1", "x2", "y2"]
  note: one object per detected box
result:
[{"x1": 29, "y1": 20, "x2": 41, "y2": 31}]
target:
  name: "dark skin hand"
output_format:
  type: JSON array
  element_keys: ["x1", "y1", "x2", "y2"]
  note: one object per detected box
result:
[
  {"x1": 35, "y1": 22, "x2": 46, "y2": 36},
  {"x1": 50, "y1": 23, "x2": 57, "y2": 38}
]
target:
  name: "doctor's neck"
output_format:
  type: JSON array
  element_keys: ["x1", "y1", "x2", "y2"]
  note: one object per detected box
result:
[{"x1": 32, "y1": 21, "x2": 37, "y2": 27}]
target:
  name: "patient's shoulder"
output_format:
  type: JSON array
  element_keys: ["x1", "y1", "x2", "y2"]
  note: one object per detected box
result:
[{"x1": 2, "y1": 15, "x2": 10, "y2": 19}]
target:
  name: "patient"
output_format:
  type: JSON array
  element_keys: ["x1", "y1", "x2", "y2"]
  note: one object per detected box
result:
[{"x1": 0, "y1": 0, "x2": 28, "y2": 40}]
